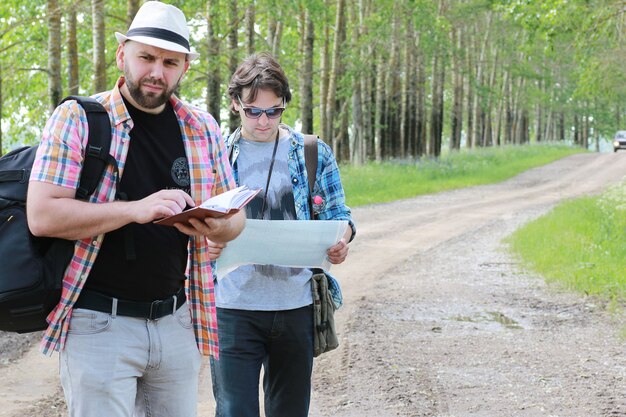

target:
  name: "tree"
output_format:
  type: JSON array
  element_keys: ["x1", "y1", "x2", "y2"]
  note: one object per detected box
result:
[
  {"x1": 205, "y1": 0, "x2": 223, "y2": 123},
  {"x1": 47, "y1": 0, "x2": 62, "y2": 112},
  {"x1": 127, "y1": 0, "x2": 139, "y2": 25},
  {"x1": 67, "y1": 9, "x2": 79, "y2": 95},
  {"x1": 299, "y1": 8, "x2": 314, "y2": 135},
  {"x1": 92, "y1": 0, "x2": 106, "y2": 93},
  {"x1": 325, "y1": 0, "x2": 345, "y2": 157},
  {"x1": 2, "y1": 0, "x2": 625, "y2": 157},
  {"x1": 227, "y1": 0, "x2": 239, "y2": 133}
]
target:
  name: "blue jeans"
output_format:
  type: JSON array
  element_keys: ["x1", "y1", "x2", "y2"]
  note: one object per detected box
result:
[
  {"x1": 210, "y1": 305, "x2": 314, "y2": 417},
  {"x1": 60, "y1": 303, "x2": 201, "y2": 417}
]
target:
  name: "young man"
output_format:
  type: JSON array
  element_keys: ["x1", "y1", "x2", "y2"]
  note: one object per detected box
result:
[
  {"x1": 26, "y1": 2, "x2": 245, "y2": 416},
  {"x1": 209, "y1": 52, "x2": 356, "y2": 417}
]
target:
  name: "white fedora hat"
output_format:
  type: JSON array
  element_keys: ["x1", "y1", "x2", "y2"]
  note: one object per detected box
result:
[{"x1": 115, "y1": 1, "x2": 199, "y2": 61}]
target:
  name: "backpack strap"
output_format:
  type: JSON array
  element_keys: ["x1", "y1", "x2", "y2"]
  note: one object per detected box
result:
[
  {"x1": 60, "y1": 96, "x2": 114, "y2": 201},
  {"x1": 0, "y1": 146, "x2": 33, "y2": 184},
  {"x1": 303, "y1": 134, "x2": 319, "y2": 219},
  {"x1": 303, "y1": 135, "x2": 318, "y2": 193}
]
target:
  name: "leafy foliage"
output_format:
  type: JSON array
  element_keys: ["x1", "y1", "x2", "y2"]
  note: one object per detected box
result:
[{"x1": 0, "y1": 0, "x2": 624, "y2": 156}]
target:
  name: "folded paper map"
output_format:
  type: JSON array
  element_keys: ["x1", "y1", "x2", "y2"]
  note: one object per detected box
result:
[{"x1": 216, "y1": 219, "x2": 348, "y2": 279}]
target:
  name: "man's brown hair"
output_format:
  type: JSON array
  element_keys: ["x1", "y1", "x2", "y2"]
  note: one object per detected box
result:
[{"x1": 227, "y1": 52, "x2": 292, "y2": 112}]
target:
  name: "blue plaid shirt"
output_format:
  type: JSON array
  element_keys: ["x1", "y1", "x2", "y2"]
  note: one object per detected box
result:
[{"x1": 225, "y1": 125, "x2": 355, "y2": 307}]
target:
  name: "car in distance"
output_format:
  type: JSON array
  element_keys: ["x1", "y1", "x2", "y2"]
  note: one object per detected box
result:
[{"x1": 613, "y1": 130, "x2": 626, "y2": 152}]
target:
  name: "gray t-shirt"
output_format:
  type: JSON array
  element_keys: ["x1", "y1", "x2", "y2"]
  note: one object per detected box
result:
[{"x1": 215, "y1": 135, "x2": 313, "y2": 310}]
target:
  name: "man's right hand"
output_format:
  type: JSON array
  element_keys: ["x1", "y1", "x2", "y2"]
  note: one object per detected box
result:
[
  {"x1": 131, "y1": 189, "x2": 196, "y2": 224},
  {"x1": 27, "y1": 182, "x2": 196, "y2": 240}
]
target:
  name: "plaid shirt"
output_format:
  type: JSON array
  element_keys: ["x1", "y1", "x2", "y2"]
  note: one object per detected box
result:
[
  {"x1": 31, "y1": 77, "x2": 235, "y2": 357},
  {"x1": 226, "y1": 125, "x2": 355, "y2": 307}
]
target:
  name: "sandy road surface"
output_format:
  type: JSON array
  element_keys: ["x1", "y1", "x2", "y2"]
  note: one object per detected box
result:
[{"x1": 1, "y1": 152, "x2": 625, "y2": 417}]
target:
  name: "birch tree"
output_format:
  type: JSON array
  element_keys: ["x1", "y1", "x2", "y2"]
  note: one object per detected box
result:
[
  {"x1": 48, "y1": 0, "x2": 62, "y2": 111},
  {"x1": 92, "y1": 0, "x2": 106, "y2": 93},
  {"x1": 67, "y1": 9, "x2": 79, "y2": 95}
]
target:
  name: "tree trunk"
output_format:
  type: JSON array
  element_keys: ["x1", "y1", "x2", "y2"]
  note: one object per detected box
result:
[
  {"x1": 450, "y1": 27, "x2": 463, "y2": 151},
  {"x1": 535, "y1": 88, "x2": 543, "y2": 142},
  {"x1": 429, "y1": 0, "x2": 446, "y2": 161},
  {"x1": 349, "y1": 2, "x2": 363, "y2": 165},
  {"x1": 92, "y1": 0, "x2": 106, "y2": 93},
  {"x1": 325, "y1": 0, "x2": 345, "y2": 156},
  {"x1": 399, "y1": 13, "x2": 411, "y2": 159},
  {"x1": 543, "y1": 109, "x2": 553, "y2": 141},
  {"x1": 415, "y1": 38, "x2": 427, "y2": 156},
  {"x1": 429, "y1": 49, "x2": 445, "y2": 157},
  {"x1": 271, "y1": 21, "x2": 282, "y2": 57},
  {"x1": 386, "y1": 9, "x2": 400, "y2": 158},
  {"x1": 48, "y1": 0, "x2": 62, "y2": 111},
  {"x1": 495, "y1": 70, "x2": 509, "y2": 146},
  {"x1": 67, "y1": 9, "x2": 79, "y2": 95},
  {"x1": 400, "y1": 8, "x2": 415, "y2": 159},
  {"x1": 127, "y1": 0, "x2": 140, "y2": 25},
  {"x1": 465, "y1": 25, "x2": 475, "y2": 148},
  {"x1": 511, "y1": 73, "x2": 524, "y2": 144},
  {"x1": 359, "y1": 0, "x2": 372, "y2": 162},
  {"x1": 205, "y1": 0, "x2": 222, "y2": 123},
  {"x1": 582, "y1": 103, "x2": 589, "y2": 149},
  {"x1": 245, "y1": 4, "x2": 255, "y2": 55},
  {"x1": 374, "y1": 56, "x2": 384, "y2": 162},
  {"x1": 267, "y1": 12, "x2": 282, "y2": 57},
  {"x1": 228, "y1": 0, "x2": 239, "y2": 133},
  {"x1": 300, "y1": 9, "x2": 314, "y2": 135},
  {"x1": 504, "y1": 73, "x2": 513, "y2": 144},
  {"x1": 484, "y1": 45, "x2": 498, "y2": 146},
  {"x1": 474, "y1": 12, "x2": 492, "y2": 147},
  {"x1": 319, "y1": 0, "x2": 330, "y2": 143}
]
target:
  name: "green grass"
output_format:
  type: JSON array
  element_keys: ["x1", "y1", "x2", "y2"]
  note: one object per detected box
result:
[
  {"x1": 506, "y1": 183, "x2": 626, "y2": 307},
  {"x1": 341, "y1": 143, "x2": 583, "y2": 207},
  {"x1": 339, "y1": 143, "x2": 624, "y2": 309}
]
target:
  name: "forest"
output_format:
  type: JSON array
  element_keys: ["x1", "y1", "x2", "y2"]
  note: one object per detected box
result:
[{"x1": 0, "y1": 0, "x2": 624, "y2": 163}]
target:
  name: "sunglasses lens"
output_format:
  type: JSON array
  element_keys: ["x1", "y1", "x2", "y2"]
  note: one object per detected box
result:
[
  {"x1": 265, "y1": 108, "x2": 284, "y2": 119},
  {"x1": 243, "y1": 107, "x2": 284, "y2": 119},
  {"x1": 244, "y1": 108, "x2": 263, "y2": 118}
]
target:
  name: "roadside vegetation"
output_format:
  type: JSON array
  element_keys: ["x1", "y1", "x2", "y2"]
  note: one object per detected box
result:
[
  {"x1": 341, "y1": 143, "x2": 584, "y2": 207},
  {"x1": 507, "y1": 181, "x2": 626, "y2": 309},
  {"x1": 342, "y1": 145, "x2": 625, "y2": 312}
]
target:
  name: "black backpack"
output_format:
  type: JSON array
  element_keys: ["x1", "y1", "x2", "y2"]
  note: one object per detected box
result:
[{"x1": 0, "y1": 96, "x2": 113, "y2": 333}]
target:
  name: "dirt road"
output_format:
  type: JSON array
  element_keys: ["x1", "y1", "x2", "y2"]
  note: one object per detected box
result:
[{"x1": 2, "y1": 152, "x2": 626, "y2": 417}]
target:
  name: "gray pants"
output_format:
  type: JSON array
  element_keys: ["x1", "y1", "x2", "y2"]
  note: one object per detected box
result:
[{"x1": 60, "y1": 303, "x2": 201, "y2": 417}]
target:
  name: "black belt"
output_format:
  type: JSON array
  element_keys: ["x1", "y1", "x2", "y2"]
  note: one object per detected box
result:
[{"x1": 75, "y1": 287, "x2": 186, "y2": 320}]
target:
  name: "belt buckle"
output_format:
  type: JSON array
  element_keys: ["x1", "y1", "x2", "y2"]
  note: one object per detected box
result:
[{"x1": 148, "y1": 299, "x2": 163, "y2": 320}]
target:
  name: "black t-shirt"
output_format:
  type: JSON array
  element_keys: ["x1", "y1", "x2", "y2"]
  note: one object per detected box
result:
[{"x1": 85, "y1": 98, "x2": 190, "y2": 301}]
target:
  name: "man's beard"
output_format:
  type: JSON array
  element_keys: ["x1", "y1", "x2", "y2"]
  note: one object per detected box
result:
[{"x1": 124, "y1": 71, "x2": 180, "y2": 109}]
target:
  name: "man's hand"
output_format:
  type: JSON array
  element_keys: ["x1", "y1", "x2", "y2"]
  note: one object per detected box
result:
[
  {"x1": 27, "y1": 183, "x2": 197, "y2": 240},
  {"x1": 205, "y1": 239, "x2": 227, "y2": 261},
  {"x1": 131, "y1": 189, "x2": 196, "y2": 224},
  {"x1": 327, "y1": 238, "x2": 349, "y2": 265},
  {"x1": 173, "y1": 210, "x2": 246, "y2": 243}
]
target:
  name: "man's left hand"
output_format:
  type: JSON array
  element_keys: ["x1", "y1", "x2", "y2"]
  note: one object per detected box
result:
[{"x1": 327, "y1": 238, "x2": 349, "y2": 265}]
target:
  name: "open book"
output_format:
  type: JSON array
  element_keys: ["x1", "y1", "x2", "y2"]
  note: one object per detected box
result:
[{"x1": 154, "y1": 185, "x2": 260, "y2": 226}]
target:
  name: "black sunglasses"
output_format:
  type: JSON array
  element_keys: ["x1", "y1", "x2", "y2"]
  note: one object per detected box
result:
[{"x1": 237, "y1": 97, "x2": 285, "y2": 119}]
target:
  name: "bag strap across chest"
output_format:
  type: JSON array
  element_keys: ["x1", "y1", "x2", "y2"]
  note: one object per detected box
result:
[{"x1": 303, "y1": 134, "x2": 318, "y2": 219}]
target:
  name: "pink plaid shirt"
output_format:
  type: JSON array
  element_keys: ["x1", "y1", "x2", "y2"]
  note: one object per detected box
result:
[{"x1": 31, "y1": 77, "x2": 235, "y2": 357}]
